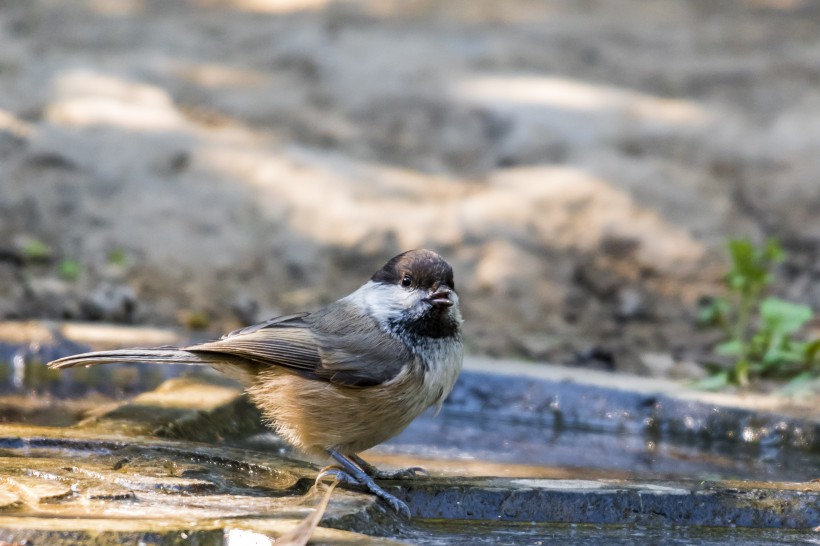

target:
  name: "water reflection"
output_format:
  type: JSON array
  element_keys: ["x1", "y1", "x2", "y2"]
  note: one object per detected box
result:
[{"x1": 372, "y1": 410, "x2": 820, "y2": 483}]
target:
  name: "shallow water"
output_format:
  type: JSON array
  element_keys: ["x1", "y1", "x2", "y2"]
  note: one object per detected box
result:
[
  {"x1": 372, "y1": 411, "x2": 820, "y2": 483},
  {"x1": 405, "y1": 521, "x2": 820, "y2": 546},
  {"x1": 0, "y1": 341, "x2": 209, "y2": 399}
]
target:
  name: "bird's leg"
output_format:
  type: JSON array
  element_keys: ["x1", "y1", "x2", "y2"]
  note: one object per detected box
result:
[
  {"x1": 326, "y1": 449, "x2": 411, "y2": 518},
  {"x1": 316, "y1": 465, "x2": 365, "y2": 490},
  {"x1": 349, "y1": 454, "x2": 428, "y2": 480}
]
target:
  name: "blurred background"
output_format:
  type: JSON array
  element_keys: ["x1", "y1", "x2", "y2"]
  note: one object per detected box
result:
[{"x1": 1, "y1": 0, "x2": 819, "y2": 380}]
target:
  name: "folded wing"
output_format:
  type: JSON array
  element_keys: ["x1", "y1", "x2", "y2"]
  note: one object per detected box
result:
[{"x1": 188, "y1": 308, "x2": 409, "y2": 388}]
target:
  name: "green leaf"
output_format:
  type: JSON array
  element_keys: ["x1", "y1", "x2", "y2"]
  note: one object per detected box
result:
[
  {"x1": 696, "y1": 297, "x2": 730, "y2": 327},
  {"x1": 728, "y1": 239, "x2": 754, "y2": 271},
  {"x1": 715, "y1": 340, "x2": 742, "y2": 356},
  {"x1": 725, "y1": 238, "x2": 785, "y2": 295},
  {"x1": 21, "y1": 238, "x2": 52, "y2": 261},
  {"x1": 727, "y1": 239, "x2": 768, "y2": 291},
  {"x1": 763, "y1": 238, "x2": 786, "y2": 263},
  {"x1": 108, "y1": 248, "x2": 127, "y2": 266},
  {"x1": 695, "y1": 371, "x2": 731, "y2": 391},
  {"x1": 761, "y1": 347, "x2": 803, "y2": 367},
  {"x1": 58, "y1": 259, "x2": 81, "y2": 281},
  {"x1": 804, "y1": 339, "x2": 820, "y2": 364},
  {"x1": 778, "y1": 371, "x2": 820, "y2": 396},
  {"x1": 760, "y1": 298, "x2": 812, "y2": 336}
]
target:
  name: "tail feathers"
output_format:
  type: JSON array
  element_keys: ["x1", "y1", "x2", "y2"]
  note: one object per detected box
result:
[{"x1": 48, "y1": 348, "x2": 214, "y2": 370}]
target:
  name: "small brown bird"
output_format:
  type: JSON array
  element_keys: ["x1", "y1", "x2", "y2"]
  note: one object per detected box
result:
[{"x1": 49, "y1": 249, "x2": 463, "y2": 516}]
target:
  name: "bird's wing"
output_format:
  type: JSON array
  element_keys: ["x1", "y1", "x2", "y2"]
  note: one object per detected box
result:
[
  {"x1": 187, "y1": 314, "x2": 323, "y2": 378},
  {"x1": 312, "y1": 330, "x2": 412, "y2": 387},
  {"x1": 220, "y1": 313, "x2": 311, "y2": 338},
  {"x1": 306, "y1": 301, "x2": 412, "y2": 387},
  {"x1": 188, "y1": 309, "x2": 410, "y2": 387}
]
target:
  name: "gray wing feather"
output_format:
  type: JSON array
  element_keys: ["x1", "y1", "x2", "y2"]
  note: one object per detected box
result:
[
  {"x1": 221, "y1": 313, "x2": 310, "y2": 338},
  {"x1": 188, "y1": 304, "x2": 408, "y2": 387},
  {"x1": 306, "y1": 301, "x2": 410, "y2": 387},
  {"x1": 188, "y1": 314, "x2": 321, "y2": 376}
]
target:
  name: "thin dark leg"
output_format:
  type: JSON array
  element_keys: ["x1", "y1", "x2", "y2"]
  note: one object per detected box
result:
[
  {"x1": 349, "y1": 454, "x2": 428, "y2": 480},
  {"x1": 326, "y1": 449, "x2": 411, "y2": 517},
  {"x1": 315, "y1": 465, "x2": 363, "y2": 489}
]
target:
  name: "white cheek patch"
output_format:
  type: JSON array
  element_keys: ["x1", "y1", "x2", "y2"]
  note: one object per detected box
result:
[{"x1": 344, "y1": 281, "x2": 422, "y2": 326}]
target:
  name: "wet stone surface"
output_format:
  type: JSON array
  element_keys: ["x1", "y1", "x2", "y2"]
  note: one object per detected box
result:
[
  {"x1": 384, "y1": 478, "x2": 819, "y2": 528},
  {"x1": 0, "y1": 428, "x2": 401, "y2": 545},
  {"x1": 0, "y1": 433, "x2": 298, "y2": 512}
]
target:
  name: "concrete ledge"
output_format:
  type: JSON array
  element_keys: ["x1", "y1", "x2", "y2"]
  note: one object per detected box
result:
[
  {"x1": 450, "y1": 358, "x2": 820, "y2": 453},
  {"x1": 387, "y1": 477, "x2": 820, "y2": 529}
]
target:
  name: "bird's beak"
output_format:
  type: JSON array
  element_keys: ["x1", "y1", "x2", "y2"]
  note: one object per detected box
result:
[{"x1": 425, "y1": 286, "x2": 454, "y2": 307}]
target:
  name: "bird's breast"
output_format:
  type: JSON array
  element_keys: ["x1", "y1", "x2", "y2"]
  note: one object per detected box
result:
[{"x1": 412, "y1": 336, "x2": 464, "y2": 412}]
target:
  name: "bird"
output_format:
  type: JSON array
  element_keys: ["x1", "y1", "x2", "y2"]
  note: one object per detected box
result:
[{"x1": 48, "y1": 249, "x2": 464, "y2": 517}]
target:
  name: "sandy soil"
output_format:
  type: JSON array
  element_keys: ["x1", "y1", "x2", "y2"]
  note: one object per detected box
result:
[{"x1": 1, "y1": 0, "x2": 819, "y2": 377}]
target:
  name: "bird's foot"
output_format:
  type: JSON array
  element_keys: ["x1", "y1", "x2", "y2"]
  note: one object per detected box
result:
[
  {"x1": 316, "y1": 466, "x2": 362, "y2": 489},
  {"x1": 350, "y1": 454, "x2": 429, "y2": 480},
  {"x1": 326, "y1": 450, "x2": 412, "y2": 518}
]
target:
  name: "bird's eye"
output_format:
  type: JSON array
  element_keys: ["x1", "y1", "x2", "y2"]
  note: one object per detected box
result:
[{"x1": 401, "y1": 274, "x2": 413, "y2": 288}]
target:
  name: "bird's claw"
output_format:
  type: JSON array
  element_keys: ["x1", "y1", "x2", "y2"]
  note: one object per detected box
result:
[
  {"x1": 317, "y1": 463, "x2": 411, "y2": 518},
  {"x1": 349, "y1": 454, "x2": 428, "y2": 480},
  {"x1": 382, "y1": 493, "x2": 411, "y2": 518}
]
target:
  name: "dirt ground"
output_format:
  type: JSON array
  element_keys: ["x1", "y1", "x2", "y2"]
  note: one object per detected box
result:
[{"x1": 1, "y1": 0, "x2": 820, "y2": 378}]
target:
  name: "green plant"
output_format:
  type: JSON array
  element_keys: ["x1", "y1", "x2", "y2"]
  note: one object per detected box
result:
[
  {"x1": 58, "y1": 259, "x2": 81, "y2": 281},
  {"x1": 107, "y1": 248, "x2": 127, "y2": 266},
  {"x1": 698, "y1": 238, "x2": 820, "y2": 391},
  {"x1": 21, "y1": 238, "x2": 52, "y2": 262}
]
